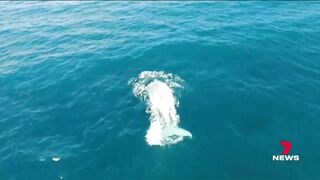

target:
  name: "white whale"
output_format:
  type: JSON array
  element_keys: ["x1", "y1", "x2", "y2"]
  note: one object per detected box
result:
[{"x1": 145, "y1": 80, "x2": 192, "y2": 145}]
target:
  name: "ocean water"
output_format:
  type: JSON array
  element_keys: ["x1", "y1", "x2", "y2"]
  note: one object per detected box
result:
[{"x1": 1, "y1": 2, "x2": 320, "y2": 179}]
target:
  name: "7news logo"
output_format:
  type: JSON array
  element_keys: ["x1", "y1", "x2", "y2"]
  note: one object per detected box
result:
[{"x1": 272, "y1": 140, "x2": 299, "y2": 161}]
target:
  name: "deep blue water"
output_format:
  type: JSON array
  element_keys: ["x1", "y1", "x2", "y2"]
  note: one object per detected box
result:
[{"x1": 1, "y1": 2, "x2": 320, "y2": 179}]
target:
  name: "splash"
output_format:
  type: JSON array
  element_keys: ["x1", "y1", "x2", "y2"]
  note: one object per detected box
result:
[{"x1": 129, "y1": 71, "x2": 192, "y2": 146}]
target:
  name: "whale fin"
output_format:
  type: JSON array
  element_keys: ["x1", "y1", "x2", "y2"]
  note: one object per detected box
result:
[{"x1": 162, "y1": 126, "x2": 192, "y2": 144}]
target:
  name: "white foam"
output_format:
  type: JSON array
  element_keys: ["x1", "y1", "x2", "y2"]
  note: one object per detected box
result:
[{"x1": 129, "y1": 71, "x2": 192, "y2": 146}]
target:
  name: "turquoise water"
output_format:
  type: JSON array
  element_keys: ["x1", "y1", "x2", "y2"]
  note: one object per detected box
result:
[{"x1": 1, "y1": 2, "x2": 320, "y2": 179}]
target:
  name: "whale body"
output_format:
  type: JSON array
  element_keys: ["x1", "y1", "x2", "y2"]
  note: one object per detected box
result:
[{"x1": 145, "y1": 80, "x2": 192, "y2": 145}]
